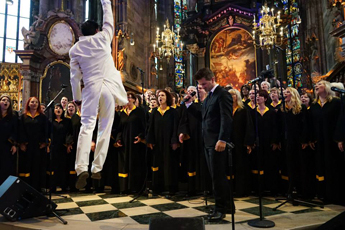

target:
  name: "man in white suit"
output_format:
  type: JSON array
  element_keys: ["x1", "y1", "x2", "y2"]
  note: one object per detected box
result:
[{"x1": 69, "y1": 0, "x2": 128, "y2": 189}]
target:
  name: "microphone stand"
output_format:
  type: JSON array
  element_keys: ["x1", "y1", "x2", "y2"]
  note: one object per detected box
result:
[
  {"x1": 129, "y1": 67, "x2": 150, "y2": 203},
  {"x1": 272, "y1": 46, "x2": 323, "y2": 211},
  {"x1": 247, "y1": 77, "x2": 275, "y2": 228},
  {"x1": 44, "y1": 84, "x2": 68, "y2": 225},
  {"x1": 226, "y1": 142, "x2": 235, "y2": 230}
]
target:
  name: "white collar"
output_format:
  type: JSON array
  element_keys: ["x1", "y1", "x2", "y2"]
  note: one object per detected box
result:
[{"x1": 210, "y1": 84, "x2": 219, "y2": 94}]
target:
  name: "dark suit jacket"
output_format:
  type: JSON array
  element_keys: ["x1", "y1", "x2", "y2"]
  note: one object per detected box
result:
[
  {"x1": 186, "y1": 86, "x2": 233, "y2": 148},
  {"x1": 202, "y1": 85, "x2": 233, "y2": 147}
]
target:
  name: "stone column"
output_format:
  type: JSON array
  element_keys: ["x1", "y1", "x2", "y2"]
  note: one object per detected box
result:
[
  {"x1": 20, "y1": 70, "x2": 33, "y2": 107},
  {"x1": 15, "y1": 50, "x2": 44, "y2": 110},
  {"x1": 39, "y1": 0, "x2": 50, "y2": 18}
]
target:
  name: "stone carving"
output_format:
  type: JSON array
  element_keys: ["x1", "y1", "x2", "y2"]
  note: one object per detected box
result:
[
  {"x1": 32, "y1": 14, "x2": 45, "y2": 28},
  {"x1": 117, "y1": 48, "x2": 125, "y2": 72},
  {"x1": 21, "y1": 26, "x2": 40, "y2": 49},
  {"x1": 47, "y1": 8, "x2": 73, "y2": 18},
  {"x1": 332, "y1": 8, "x2": 344, "y2": 28},
  {"x1": 186, "y1": 43, "x2": 200, "y2": 54}
]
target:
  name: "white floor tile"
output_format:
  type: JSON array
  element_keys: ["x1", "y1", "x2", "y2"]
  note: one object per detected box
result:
[
  {"x1": 164, "y1": 208, "x2": 207, "y2": 218},
  {"x1": 120, "y1": 206, "x2": 160, "y2": 216},
  {"x1": 139, "y1": 198, "x2": 174, "y2": 206},
  {"x1": 80, "y1": 204, "x2": 117, "y2": 213},
  {"x1": 57, "y1": 202, "x2": 79, "y2": 209},
  {"x1": 177, "y1": 199, "x2": 214, "y2": 208},
  {"x1": 104, "y1": 196, "x2": 134, "y2": 204},
  {"x1": 71, "y1": 195, "x2": 102, "y2": 202}
]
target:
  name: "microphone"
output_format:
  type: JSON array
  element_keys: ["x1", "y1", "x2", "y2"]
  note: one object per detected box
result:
[
  {"x1": 181, "y1": 91, "x2": 196, "y2": 104},
  {"x1": 331, "y1": 86, "x2": 345, "y2": 94},
  {"x1": 248, "y1": 77, "x2": 261, "y2": 84},
  {"x1": 137, "y1": 67, "x2": 145, "y2": 73},
  {"x1": 61, "y1": 84, "x2": 68, "y2": 88}
]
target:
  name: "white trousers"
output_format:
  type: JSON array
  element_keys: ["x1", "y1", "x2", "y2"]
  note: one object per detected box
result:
[{"x1": 75, "y1": 83, "x2": 115, "y2": 176}]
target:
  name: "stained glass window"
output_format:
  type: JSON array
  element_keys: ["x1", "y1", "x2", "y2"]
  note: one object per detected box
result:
[
  {"x1": 0, "y1": 0, "x2": 31, "y2": 63},
  {"x1": 174, "y1": 0, "x2": 184, "y2": 89},
  {"x1": 276, "y1": 0, "x2": 302, "y2": 88}
]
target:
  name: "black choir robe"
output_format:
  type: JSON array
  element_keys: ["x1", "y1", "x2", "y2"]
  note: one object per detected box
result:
[
  {"x1": 179, "y1": 102, "x2": 212, "y2": 193},
  {"x1": 147, "y1": 107, "x2": 179, "y2": 192},
  {"x1": 0, "y1": 112, "x2": 18, "y2": 184},
  {"x1": 50, "y1": 118, "x2": 73, "y2": 190},
  {"x1": 67, "y1": 113, "x2": 81, "y2": 191},
  {"x1": 250, "y1": 107, "x2": 279, "y2": 194},
  {"x1": 277, "y1": 105, "x2": 308, "y2": 195},
  {"x1": 231, "y1": 106, "x2": 255, "y2": 197},
  {"x1": 19, "y1": 112, "x2": 48, "y2": 191},
  {"x1": 116, "y1": 106, "x2": 146, "y2": 192},
  {"x1": 310, "y1": 98, "x2": 345, "y2": 204}
]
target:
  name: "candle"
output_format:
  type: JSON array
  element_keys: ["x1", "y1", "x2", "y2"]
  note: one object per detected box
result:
[{"x1": 153, "y1": 44, "x2": 156, "y2": 52}]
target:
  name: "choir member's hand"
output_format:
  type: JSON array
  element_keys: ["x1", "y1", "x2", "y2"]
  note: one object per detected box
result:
[
  {"x1": 215, "y1": 141, "x2": 226, "y2": 152},
  {"x1": 171, "y1": 143, "x2": 179, "y2": 150},
  {"x1": 114, "y1": 140, "x2": 122, "y2": 147},
  {"x1": 179, "y1": 133, "x2": 185, "y2": 143},
  {"x1": 302, "y1": 143, "x2": 308, "y2": 149},
  {"x1": 91, "y1": 141, "x2": 96, "y2": 152},
  {"x1": 246, "y1": 146, "x2": 252, "y2": 154},
  {"x1": 10, "y1": 146, "x2": 17, "y2": 155},
  {"x1": 20, "y1": 143, "x2": 27, "y2": 152},
  {"x1": 147, "y1": 143, "x2": 154, "y2": 150},
  {"x1": 47, "y1": 146, "x2": 50, "y2": 153},
  {"x1": 39, "y1": 143, "x2": 47, "y2": 149},
  {"x1": 67, "y1": 145, "x2": 73, "y2": 153},
  {"x1": 134, "y1": 136, "x2": 142, "y2": 144},
  {"x1": 309, "y1": 141, "x2": 316, "y2": 150},
  {"x1": 338, "y1": 142, "x2": 344, "y2": 152}
]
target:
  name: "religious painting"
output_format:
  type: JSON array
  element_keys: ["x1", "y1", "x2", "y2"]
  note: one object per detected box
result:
[
  {"x1": 210, "y1": 27, "x2": 255, "y2": 89},
  {"x1": 0, "y1": 64, "x2": 22, "y2": 111},
  {"x1": 40, "y1": 61, "x2": 72, "y2": 104}
]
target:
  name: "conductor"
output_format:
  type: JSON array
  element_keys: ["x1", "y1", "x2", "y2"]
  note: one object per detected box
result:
[{"x1": 69, "y1": 0, "x2": 128, "y2": 189}]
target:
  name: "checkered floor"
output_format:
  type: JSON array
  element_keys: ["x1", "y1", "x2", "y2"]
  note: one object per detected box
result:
[{"x1": 52, "y1": 191, "x2": 329, "y2": 225}]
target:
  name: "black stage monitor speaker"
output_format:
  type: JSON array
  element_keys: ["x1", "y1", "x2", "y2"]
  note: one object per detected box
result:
[
  {"x1": 316, "y1": 211, "x2": 345, "y2": 230},
  {"x1": 0, "y1": 176, "x2": 57, "y2": 221},
  {"x1": 149, "y1": 217, "x2": 205, "y2": 230}
]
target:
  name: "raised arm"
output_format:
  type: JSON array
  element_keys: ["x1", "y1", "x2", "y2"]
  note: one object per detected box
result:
[{"x1": 100, "y1": 0, "x2": 114, "y2": 43}]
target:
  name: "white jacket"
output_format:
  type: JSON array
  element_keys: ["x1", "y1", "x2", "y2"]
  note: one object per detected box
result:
[{"x1": 69, "y1": 0, "x2": 127, "y2": 116}]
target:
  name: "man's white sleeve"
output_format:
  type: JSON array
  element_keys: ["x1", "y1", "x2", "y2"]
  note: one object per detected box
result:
[
  {"x1": 70, "y1": 57, "x2": 83, "y2": 101},
  {"x1": 100, "y1": 0, "x2": 114, "y2": 43}
]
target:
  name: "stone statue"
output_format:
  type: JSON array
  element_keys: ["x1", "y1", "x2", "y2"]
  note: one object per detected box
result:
[
  {"x1": 32, "y1": 14, "x2": 45, "y2": 28},
  {"x1": 117, "y1": 48, "x2": 125, "y2": 71},
  {"x1": 332, "y1": 8, "x2": 344, "y2": 28},
  {"x1": 47, "y1": 8, "x2": 59, "y2": 18},
  {"x1": 307, "y1": 36, "x2": 320, "y2": 74},
  {"x1": 21, "y1": 26, "x2": 40, "y2": 49},
  {"x1": 150, "y1": 64, "x2": 157, "y2": 78}
]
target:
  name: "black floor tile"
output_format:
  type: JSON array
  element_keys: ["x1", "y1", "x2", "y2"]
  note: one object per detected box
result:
[
  {"x1": 55, "y1": 207, "x2": 84, "y2": 216},
  {"x1": 52, "y1": 198, "x2": 74, "y2": 204},
  {"x1": 151, "y1": 203, "x2": 188, "y2": 212},
  {"x1": 112, "y1": 201, "x2": 147, "y2": 209},
  {"x1": 241, "y1": 206, "x2": 285, "y2": 216},
  {"x1": 131, "y1": 212, "x2": 172, "y2": 224},
  {"x1": 86, "y1": 210, "x2": 127, "y2": 221},
  {"x1": 244, "y1": 197, "x2": 281, "y2": 205},
  {"x1": 76, "y1": 199, "x2": 108, "y2": 207}
]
